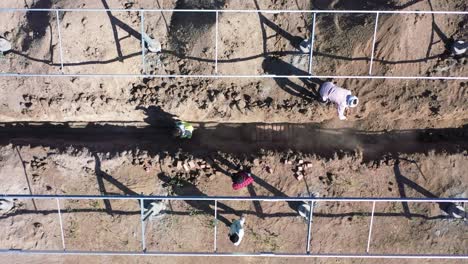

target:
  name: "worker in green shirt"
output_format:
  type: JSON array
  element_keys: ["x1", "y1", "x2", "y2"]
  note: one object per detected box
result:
[{"x1": 173, "y1": 121, "x2": 194, "y2": 139}]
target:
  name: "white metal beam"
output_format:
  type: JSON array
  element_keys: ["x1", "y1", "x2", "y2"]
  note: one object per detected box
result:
[
  {"x1": 307, "y1": 13, "x2": 316, "y2": 75},
  {"x1": 2, "y1": 194, "x2": 467, "y2": 203},
  {"x1": 140, "y1": 11, "x2": 146, "y2": 75},
  {"x1": 366, "y1": 201, "x2": 376, "y2": 253},
  {"x1": 55, "y1": 10, "x2": 64, "y2": 73},
  {"x1": 369, "y1": 13, "x2": 380, "y2": 75},
  {"x1": 55, "y1": 198, "x2": 66, "y2": 250},
  {"x1": 0, "y1": 249, "x2": 467, "y2": 259},
  {"x1": 0, "y1": 9, "x2": 467, "y2": 15},
  {"x1": 0, "y1": 73, "x2": 467, "y2": 80}
]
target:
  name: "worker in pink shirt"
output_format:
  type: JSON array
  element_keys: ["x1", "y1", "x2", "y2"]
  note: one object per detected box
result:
[{"x1": 319, "y1": 82, "x2": 359, "y2": 120}]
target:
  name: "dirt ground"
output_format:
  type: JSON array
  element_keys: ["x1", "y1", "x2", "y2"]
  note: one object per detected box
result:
[
  {"x1": 0, "y1": 0, "x2": 466, "y2": 129},
  {"x1": 0, "y1": 0, "x2": 467, "y2": 263}
]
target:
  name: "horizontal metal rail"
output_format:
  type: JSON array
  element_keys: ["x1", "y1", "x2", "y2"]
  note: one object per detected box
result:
[
  {"x1": 0, "y1": 73, "x2": 467, "y2": 80},
  {"x1": 0, "y1": 8, "x2": 466, "y2": 80},
  {"x1": 1, "y1": 194, "x2": 466, "y2": 259},
  {"x1": 0, "y1": 8, "x2": 468, "y2": 14},
  {"x1": 1, "y1": 194, "x2": 467, "y2": 203},
  {"x1": 0, "y1": 250, "x2": 467, "y2": 259}
]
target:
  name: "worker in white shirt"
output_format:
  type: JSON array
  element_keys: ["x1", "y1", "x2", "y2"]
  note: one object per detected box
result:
[
  {"x1": 228, "y1": 215, "x2": 245, "y2": 246},
  {"x1": 319, "y1": 82, "x2": 359, "y2": 120}
]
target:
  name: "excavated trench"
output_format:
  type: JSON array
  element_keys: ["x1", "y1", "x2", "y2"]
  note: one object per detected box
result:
[{"x1": 0, "y1": 121, "x2": 466, "y2": 162}]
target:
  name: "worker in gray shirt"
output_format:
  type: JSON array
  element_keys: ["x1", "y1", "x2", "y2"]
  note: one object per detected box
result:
[
  {"x1": 319, "y1": 82, "x2": 359, "y2": 120},
  {"x1": 228, "y1": 215, "x2": 246, "y2": 246}
]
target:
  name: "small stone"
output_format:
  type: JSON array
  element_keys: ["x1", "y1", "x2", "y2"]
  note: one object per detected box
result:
[
  {"x1": 298, "y1": 159, "x2": 304, "y2": 165},
  {"x1": 253, "y1": 159, "x2": 260, "y2": 166},
  {"x1": 297, "y1": 166, "x2": 303, "y2": 171},
  {"x1": 200, "y1": 164, "x2": 206, "y2": 169},
  {"x1": 306, "y1": 163, "x2": 313, "y2": 168},
  {"x1": 183, "y1": 164, "x2": 190, "y2": 172},
  {"x1": 176, "y1": 161, "x2": 182, "y2": 170},
  {"x1": 295, "y1": 173, "x2": 303, "y2": 181},
  {"x1": 188, "y1": 161, "x2": 196, "y2": 168}
]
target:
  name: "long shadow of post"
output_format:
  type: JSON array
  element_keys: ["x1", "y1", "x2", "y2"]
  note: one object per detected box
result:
[
  {"x1": 8, "y1": 1, "x2": 455, "y2": 74},
  {"x1": 213, "y1": 153, "x2": 302, "y2": 217},
  {"x1": 425, "y1": 0, "x2": 453, "y2": 61},
  {"x1": 394, "y1": 158, "x2": 451, "y2": 219},
  {"x1": 15, "y1": 146, "x2": 38, "y2": 210},
  {"x1": 253, "y1": 0, "x2": 324, "y2": 101},
  {"x1": 262, "y1": 58, "x2": 323, "y2": 101},
  {"x1": 157, "y1": 173, "x2": 234, "y2": 226},
  {"x1": 100, "y1": 0, "x2": 142, "y2": 62},
  {"x1": 137, "y1": 105, "x2": 177, "y2": 127},
  {"x1": 93, "y1": 153, "x2": 138, "y2": 215}
]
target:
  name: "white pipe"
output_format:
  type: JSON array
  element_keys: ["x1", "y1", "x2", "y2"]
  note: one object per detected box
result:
[
  {"x1": 215, "y1": 11, "x2": 219, "y2": 74},
  {"x1": 214, "y1": 200, "x2": 218, "y2": 252},
  {"x1": 366, "y1": 201, "x2": 376, "y2": 253},
  {"x1": 2, "y1": 194, "x2": 467, "y2": 203},
  {"x1": 140, "y1": 11, "x2": 146, "y2": 75},
  {"x1": 0, "y1": 8, "x2": 467, "y2": 15},
  {"x1": 369, "y1": 13, "x2": 380, "y2": 75},
  {"x1": 306, "y1": 200, "x2": 314, "y2": 253},
  {"x1": 56, "y1": 198, "x2": 66, "y2": 250},
  {"x1": 0, "y1": 73, "x2": 467, "y2": 80},
  {"x1": 0, "y1": 249, "x2": 467, "y2": 259},
  {"x1": 308, "y1": 13, "x2": 316, "y2": 74},
  {"x1": 140, "y1": 199, "x2": 146, "y2": 251},
  {"x1": 55, "y1": 10, "x2": 65, "y2": 73}
]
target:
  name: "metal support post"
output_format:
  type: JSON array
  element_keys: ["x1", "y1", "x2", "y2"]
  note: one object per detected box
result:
[
  {"x1": 140, "y1": 11, "x2": 146, "y2": 75},
  {"x1": 214, "y1": 200, "x2": 218, "y2": 252},
  {"x1": 366, "y1": 201, "x2": 376, "y2": 253},
  {"x1": 215, "y1": 11, "x2": 219, "y2": 74},
  {"x1": 140, "y1": 199, "x2": 146, "y2": 252},
  {"x1": 369, "y1": 12, "x2": 380, "y2": 75},
  {"x1": 308, "y1": 13, "x2": 317, "y2": 75},
  {"x1": 55, "y1": 10, "x2": 64, "y2": 73},
  {"x1": 306, "y1": 200, "x2": 315, "y2": 253},
  {"x1": 56, "y1": 198, "x2": 66, "y2": 250}
]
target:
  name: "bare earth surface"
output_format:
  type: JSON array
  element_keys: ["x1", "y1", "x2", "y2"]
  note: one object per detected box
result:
[{"x1": 0, "y1": 0, "x2": 467, "y2": 264}]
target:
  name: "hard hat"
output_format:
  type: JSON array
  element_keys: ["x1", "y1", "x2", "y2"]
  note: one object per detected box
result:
[
  {"x1": 452, "y1": 40, "x2": 467, "y2": 55},
  {"x1": 447, "y1": 203, "x2": 466, "y2": 219},
  {"x1": 142, "y1": 33, "x2": 161, "y2": 53},
  {"x1": 0, "y1": 38, "x2": 12, "y2": 53},
  {"x1": 299, "y1": 38, "x2": 311, "y2": 53},
  {"x1": 298, "y1": 203, "x2": 311, "y2": 221},
  {"x1": 347, "y1": 95, "x2": 359, "y2": 108}
]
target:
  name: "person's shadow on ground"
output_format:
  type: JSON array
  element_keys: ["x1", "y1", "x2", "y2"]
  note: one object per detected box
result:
[
  {"x1": 212, "y1": 154, "x2": 302, "y2": 218},
  {"x1": 262, "y1": 57, "x2": 324, "y2": 102},
  {"x1": 137, "y1": 105, "x2": 177, "y2": 127}
]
